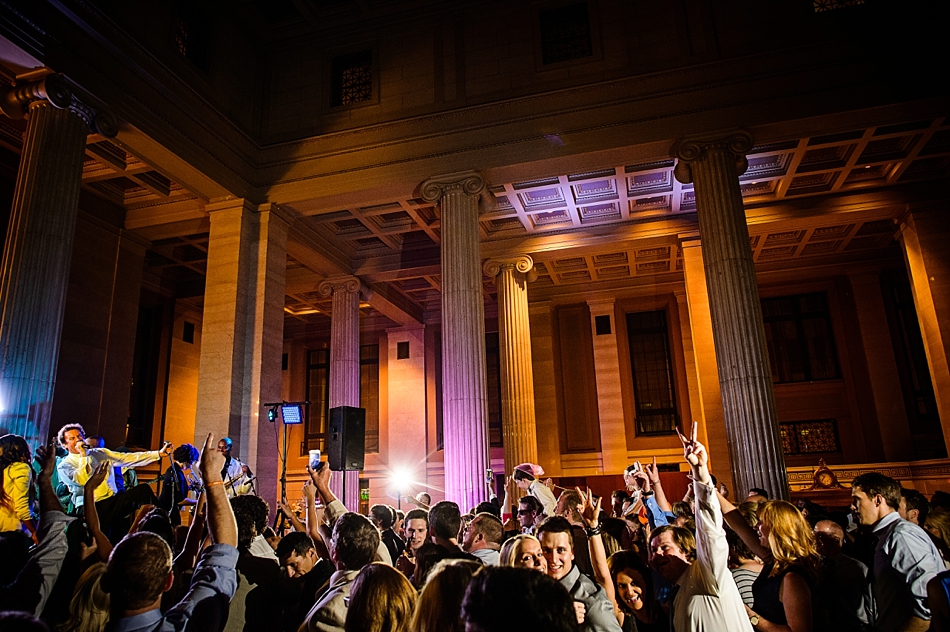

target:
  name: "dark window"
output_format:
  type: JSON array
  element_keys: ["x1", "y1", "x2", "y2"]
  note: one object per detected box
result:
[
  {"x1": 883, "y1": 278, "x2": 944, "y2": 458},
  {"x1": 183, "y1": 321, "x2": 195, "y2": 344},
  {"x1": 780, "y1": 419, "x2": 840, "y2": 455},
  {"x1": 281, "y1": 353, "x2": 288, "y2": 371},
  {"x1": 539, "y1": 3, "x2": 593, "y2": 65},
  {"x1": 361, "y1": 345, "x2": 380, "y2": 454},
  {"x1": 303, "y1": 349, "x2": 330, "y2": 455},
  {"x1": 595, "y1": 315, "x2": 611, "y2": 336},
  {"x1": 626, "y1": 310, "x2": 678, "y2": 435},
  {"x1": 303, "y1": 346, "x2": 380, "y2": 456},
  {"x1": 173, "y1": 5, "x2": 210, "y2": 71},
  {"x1": 486, "y1": 333, "x2": 503, "y2": 447},
  {"x1": 397, "y1": 341, "x2": 410, "y2": 359},
  {"x1": 331, "y1": 50, "x2": 373, "y2": 107},
  {"x1": 761, "y1": 292, "x2": 840, "y2": 383}
]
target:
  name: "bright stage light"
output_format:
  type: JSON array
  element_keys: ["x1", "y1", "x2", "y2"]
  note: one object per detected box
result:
[{"x1": 389, "y1": 467, "x2": 413, "y2": 491}]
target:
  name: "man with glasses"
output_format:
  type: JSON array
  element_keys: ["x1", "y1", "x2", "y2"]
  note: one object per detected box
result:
[{"x1": 517, "y1": 495, "x2": 544, "y2": 534}]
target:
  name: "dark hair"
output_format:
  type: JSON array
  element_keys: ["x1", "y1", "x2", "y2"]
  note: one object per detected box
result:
[
  {"x1": 611, "y1": 490, "x2": 630, "y2": 501},
  {"x1": 395, "y1": 510, "x2": 405, "y2": 522},
  {"x1": 230, "y1": 495, "x2": 270, "y2": 551},
  {"x1": 429, "y1": 501, "x2": 462, "y2": 541},
  {"x1": 57, "y1": 424, "x2": 85, "y2": 446},
  {"x1": 332, "y1": 512, "x2": 380, "y2": 570},
  {"x1": 461, "y1": 566, "x2": 579, "y2": 632},
  {"x1": 411, "y1": 559, "x2": 482, "y2": 632},
  {"x1": 749, "y1": 487, "x2": 770, "y2": 498},
  {"x1": 518, "y1": 495, "x2": 543, "y2": 514},
  {"x1": 512, "y1": 469, "x2": 535, "y2": 483},
  {"x1": 104, "y1": 532, "x2": 173, "y2": 610},
  {"x1": 137, "y1": 508, "x2": 175, "y2": 552},
  {"x1": 0, "y1": 435, "x2": 31, "y2": 511},
  {"x1": 370, "y1": 504, "x2": 395, "y2": 529},
  {"x1": 902, "y1": 488, "x2": 930, "y2": 524},
  {"x1": 475, "y1": 501, "x2": 501, "y2": 518},
  {"x1": 852, "y1": 472, "x2": 901, "y2": 510},
  {"x1": 345, "y1": 563, "x2": 417, "y2": 632},
  {"x1": 0, "y1": 611, "x2": 49, "y2": 632},
  {"x1": 470, "y1": 513, "x2": 504, "y2": 546},
  {"x1": 405, "y1": 508, "x2": 429, "y2": 526},
  {"x1": 86, "y1": 436, "x2": 105, "y2": 447},
  {"x1": 932, "y1": 491, "x2": 950, "y2": 511},
  {"x1": 608, "y1": 550, "x2": 656, "y2": 615},
  {"x1": 650, "y1": 525, "x2": 697, "y2": 561},
  {"x1": 276, "y1": 531, "x2": 315, "y2": 559},
  {"x1": 0, "y1": 530, "x2": 33, "y2": 585},
  {"x1": 172, "y1": 443, "x2": 199, "y2": 465},
  {"x1": 535, "y1": 516, "x2": 574, "y2": 548}
]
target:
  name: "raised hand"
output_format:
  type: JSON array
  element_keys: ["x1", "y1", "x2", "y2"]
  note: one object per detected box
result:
[
  {"x1": 577, "y1": 487, "x2": 602, "y2": 529},
  {"x1": 35, "y1": 441, "x2": 57, "y2": 481},
  {"x1": 644, "y1": 456, "x2": 661, "y2": 485},
  {"x1": 632, "y1": 470, "x2": 651, "y2": 493},
  {"x1": 676, "y1": 422, "x2": 710, "y2": 483},
  {"x1": 302, "y1": 480, "x2": 316, "y2": 500},
  {"x1": 85, "y1": 461, "x2": 111, "y2": 492},
  {"x1": 160, "y1": 441, "x2": 174, "y2": 456},
  {"x1": 198, "y1": 433, "x2": 224, "y2": 483}
]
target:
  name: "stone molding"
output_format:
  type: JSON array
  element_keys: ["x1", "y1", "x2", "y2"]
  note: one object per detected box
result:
[
  {"x1": 483, "y1": 255, "x2": 538, "y2": 282},
  {"x1": 672, "y1": 130, "x2": 753, "y2": 184},
  {"x1": 0, "y1": 73, "x2": 117, "y2": 137},
  {"x1": 420, "y1": 171, "x2": 486, "y2": 203}
]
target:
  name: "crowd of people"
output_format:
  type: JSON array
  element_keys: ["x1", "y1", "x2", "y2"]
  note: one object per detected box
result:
[{"x1": 3, "y1": 421, "x2": 950, "y2": 631}]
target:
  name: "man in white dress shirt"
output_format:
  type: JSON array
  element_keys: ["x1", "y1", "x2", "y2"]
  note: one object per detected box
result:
[
  {"x1": 56, "y1": 423, "x2": 171, "y2": 539},
  {"x1": 649, "y1": 424, "x2": 753, "y2": 632},
  {"x1": 218, "y1": 437, "x2": 254, "y2": 497}
]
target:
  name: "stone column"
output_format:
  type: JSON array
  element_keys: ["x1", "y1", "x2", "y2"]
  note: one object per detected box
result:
[
  {"x1": 673, "y1": 131, "x2": 788, "y2": 500},
  {"x1": 319, "y1": 275, "x2": 367, "y2": 511},
  {"x1": 421, "y1": 171, "x2": 489, "y2": 510},
  {"x1": 678, "y1": 235, "x2": 734, "y2": 493},
  {"x1": 586, "y1": 299, "x2": 629, "y2": 475},
  {"x1": 195, "y1": 200, "x2": 289, "y2": 513},
  {"x1": 0, "y1": 74, "x2": 116, "y2": 446},
  {"x1": 898, "y1": 207, "x2": 950, "y2": 449},
  {"x1": 484, "y1": 255, "x2": 539, "y2": 487}
]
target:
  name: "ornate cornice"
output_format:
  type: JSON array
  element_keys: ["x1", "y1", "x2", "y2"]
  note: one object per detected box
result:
[
  {"x1": 420, "y1": 171, "x2": 486, "y2": 204},
  {"x1": 483, "y1": 255, "x2": 538, "y2": 283},
  {"x1": 318, "y1": 274, "x2": 371, "y2": 300},
  {"x1": 672, "y1": 130, "x2": 753, "y2": 184},
  {"x1": 0, "y1": 73, "x2": 117, "y2": 137}
]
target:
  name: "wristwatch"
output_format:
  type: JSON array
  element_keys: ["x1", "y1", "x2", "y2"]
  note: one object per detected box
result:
[{"x1": 749, "y1": 614, "x2": 760, "y2": 627}]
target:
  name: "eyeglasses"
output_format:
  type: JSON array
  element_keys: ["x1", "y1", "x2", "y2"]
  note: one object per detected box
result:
[{"x1": 517, "y1": 509, "x2": 534, "y2": 515}]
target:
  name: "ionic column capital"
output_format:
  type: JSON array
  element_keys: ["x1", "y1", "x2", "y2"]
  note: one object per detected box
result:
[
  {"x1": 318, "y1": 274, "x2": 372, "y2": 301},
  {"x1": 672, "y1": 130, "x2": 754, "y2": 184},
  {"x1": 483, "y1": 255, "x2": 538, "y2": 283},
  {"x1": 0, "y1": 73, "x2": 117, "y2": 137},
  {"x1": 420, "y1": 170, "x2": 486, "y2": 203}
]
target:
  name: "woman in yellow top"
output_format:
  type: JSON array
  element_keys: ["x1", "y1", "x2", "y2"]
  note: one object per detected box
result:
[{"x1": 0, "y1": 433, "x2": 37, "y2": 541}]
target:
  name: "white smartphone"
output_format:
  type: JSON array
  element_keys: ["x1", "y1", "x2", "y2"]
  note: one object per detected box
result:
[{"x1": 309, "y1": 449, "x2": 322, "y2": 470}]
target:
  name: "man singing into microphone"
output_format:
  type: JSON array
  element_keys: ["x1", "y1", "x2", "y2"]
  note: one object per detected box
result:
[
  {"x1": 218, "y1": 437, "x2": 254, "y2": 497},
  {"x1": 56, "y1": 423, "x2": 172, "y2": 540}
]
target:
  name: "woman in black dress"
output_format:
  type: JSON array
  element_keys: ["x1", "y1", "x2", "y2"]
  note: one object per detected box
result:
[
  {"x1": 608, "y1": 549, "x2": 669, "y2": 632},
  {"x1": 158, "y1": 443, "x2": 199, "y2": 527}
]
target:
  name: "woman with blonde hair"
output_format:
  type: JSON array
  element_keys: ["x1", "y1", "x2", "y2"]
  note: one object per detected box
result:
[
  {"x1": 720, "y1": 495, "x2": 821, "y2": 632},
  {"x1": 58, "y1": 562, "x2": 109, "y2": 632},
  {"x1": 344, "y1": 562, "x2": 417, "y2": 632},
  {"x1": 499, "y1": 533, "x2": 547, "y2": 572},
  {"x1": 410, "y1": 558, "x2": 481, "y2": 632},
  {"x1": 924, "y1": 507, "x2": 950, "y2": 568}
]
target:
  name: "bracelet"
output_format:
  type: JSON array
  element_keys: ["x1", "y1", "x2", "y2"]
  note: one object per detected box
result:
[
  {"x1": 585, "y1": 525, "x2": 602, "y2": 537},
  {"x1": 205, "y1": 481, "x2": 224, "y2": 487},
  {"x1": 642, "y1": 491, "x2": 655, "y2": 498}
]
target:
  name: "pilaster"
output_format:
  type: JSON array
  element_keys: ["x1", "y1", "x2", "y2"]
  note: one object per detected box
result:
[{"x1": 586, "y1": 299, "x2": 628, "y2": 475}]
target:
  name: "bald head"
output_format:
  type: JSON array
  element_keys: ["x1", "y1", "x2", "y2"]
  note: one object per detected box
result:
[{"x1": 813, "y1": 520, "x2": 844, "y2": 557}]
